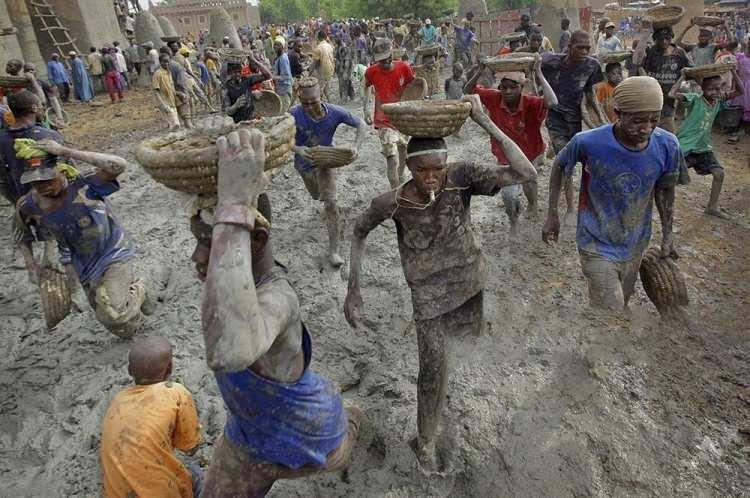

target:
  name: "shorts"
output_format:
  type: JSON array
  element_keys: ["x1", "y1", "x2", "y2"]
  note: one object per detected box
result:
[
  {"x1": 685, "y1": 151, "x2": 722, "y2": 176},
  {"x1": 377, "y1": 127, "x2": 407, "y2": 158},
  {"x1": 546, "y1": 118, "x2": 581, "y2": 154},
  {"x1": 299, "y1": 167, "x2": 336, "y2": 202},
  {"x1": 579, "y1": 251, "x2": 643, "y2": 311}
]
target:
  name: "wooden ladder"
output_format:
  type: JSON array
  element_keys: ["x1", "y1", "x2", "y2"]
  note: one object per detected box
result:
[{"x1": 28, "y1": 0, "x2": 80, "y2": 60}]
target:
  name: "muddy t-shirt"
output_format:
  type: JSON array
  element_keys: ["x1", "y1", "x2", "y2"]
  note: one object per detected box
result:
[
  {"x1": 641, "y1": 45, "x2": 692, "y2": 117},
  {"x1": 354, "y1": 161, "x2": 501, "y2": 320},
  {"x1": 541, "y1": 54, "x2": 603, "y2": 124}
]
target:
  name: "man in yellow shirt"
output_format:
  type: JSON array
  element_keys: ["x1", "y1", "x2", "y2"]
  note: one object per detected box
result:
[
  {"x1": 312, "y1": 30, "x2": 336, "y2": 102},
  {"x1": 152, "y1": 53, "x2": 181, "y2": 130},
  {"x1": 101, "y1": 336, "x2": 202, "y2": 498}
]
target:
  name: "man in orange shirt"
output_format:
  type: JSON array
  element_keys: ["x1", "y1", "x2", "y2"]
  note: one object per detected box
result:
[
  {"x1": 101, "y1": 336, "x2": 202, "y2": 498},
  {"x1": 595, "y1": 62, "x2": 624, "y2": 123}
]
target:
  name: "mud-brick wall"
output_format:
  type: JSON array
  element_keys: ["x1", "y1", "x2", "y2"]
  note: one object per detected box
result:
[{"x1": 1, "y1": 0, "x2": 29, "y2": 73}]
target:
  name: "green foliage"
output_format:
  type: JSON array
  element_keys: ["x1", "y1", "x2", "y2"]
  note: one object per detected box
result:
[{"x1": 259, "y1": 0, "x2": 458, "y2": 23}]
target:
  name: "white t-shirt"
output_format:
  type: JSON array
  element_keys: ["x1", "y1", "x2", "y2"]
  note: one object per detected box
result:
[{"x1": 115, "y1": 50, "x2": 128, "y2": 72}]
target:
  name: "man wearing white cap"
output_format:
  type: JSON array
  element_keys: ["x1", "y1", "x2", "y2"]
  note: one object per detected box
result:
[
  {"x1": 466, "y1": 55, "x2": 558, "y2": 235},
  {"x1": 542, "y1": 76, "x2": 681, "y2": 311},
  {"x1": 596, "y1": 21, "x2": 623, "y2": 56},
  {"x1": 420, "y1": 19, "x2": 437, "y2": 45},
  {"x1": 363, "y1": 37, "x2": 415, "y2": 188}
]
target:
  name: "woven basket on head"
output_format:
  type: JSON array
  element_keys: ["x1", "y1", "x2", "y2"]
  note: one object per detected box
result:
[
  {"x1": 135, "y1": 115, "x2": 295, "y2": 195},
  {"x1": 217, "y1": 48, "x2": 248, "y2": 64},
  {"x1": 401, "y1": 77, "x2": 428, "y2": 101},
  {"x1": 381, "y1": 100, "x2": 472, "y2": 137},
  {"x1": 0, "y1": 75, "x2": 31, "y2": 88},
  {"x1": 253, "y1": 90, "x2": 282, "y2": 117},
  {"x1": 416, "y1": 44, "x2": 441, "y2": 58},
  {"x1": 646, "y1": 5, "x2": 686, "y2": 28},
  {"x1": 499, "y1": 32, "x2": 527, "y2": 42},
  {"x1": 639, "y1": 248, "x2": 688, "y2": 316},
  {"x1": 598, "y1": 51, "x2": 633, "y2": 64},
  {"x1": 684, "y1": 62, "x2": 736, "y2": 81},
  {"x1": 160, "y1": 35, "x2": 181, "y2": 43},
  {"x1": 693, "y1": 16, "x2": 724, "y2": 27},
  {"x1": 486, "y1": 55, "x2": 535, "y2": 73},
  {"x1": 307, "y1": 146, "x2": 355, "y2": 169},
  {"x1": 39, "y1": 267, "x2": 71, "y2": 330}
]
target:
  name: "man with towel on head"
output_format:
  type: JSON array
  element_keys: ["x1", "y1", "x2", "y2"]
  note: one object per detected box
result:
[
  {"x1": 345, "y1": 95, "x2": 537, "y2": 470},
  {"x1": 542, "y1": 76, "x2": 681, "y2": 312}
]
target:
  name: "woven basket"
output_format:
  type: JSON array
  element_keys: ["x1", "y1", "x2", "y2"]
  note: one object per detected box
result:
[
  {"x1": 598, "y1": 51, "x2": 633, "y2": 64},
  {"x1": 381, "y1": 100, "x2": 472, "y2": 137},
  {"x1": 693, "y1": 16, "x2": 723, "y2": 27},
  {"x1": 253, "y1": 90, "x2": 282, "y2": 117},
  {"x1": 646, "y1": 5, "x2": 686, "y2": 28},
  {"x1": 39, "y1": 267, "x2": 71, "y2": 330},
  {"x1": 485, "y1": 55, "x2": 535, "y2": 73},
  {"x1": 217, "y1": 48, "x2": 248, "y2": 64},
  {"x1": 135, "y1": 115, "x2": 295, "y2": 195},
  {"x1": 639, "y1": 248, "x2": 688, "y2": 316},
  {"x1": 160, "y1": 35, "x2": 181, "y2": 43},
  {"x1": 499, "y1": 32, "x2": 527, "y2": 42},
  {"x1": 684, "y1": 62, "x2": 736, "y2": 81},
  {"x1": 417, "y1": 44, "x2": 441, "y2": 58},
  {"x1": 401, "y1": 77, "x2": 428, "y2": 101},
  {"x1": 307, "y1": 146, "x2": 355, "y2": 169},
  {"x1": 0, "y1": 75, "x2": 31, "y2": 88}
]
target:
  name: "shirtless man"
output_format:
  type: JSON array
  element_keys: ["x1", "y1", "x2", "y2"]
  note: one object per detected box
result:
[
  {"x1": 190, "y1": 123, "x2": 360, "y2": 497},
  {"x1": 291, "y1": 78, "x2": 365, "y2": 266},
  {"x1": 344, "y1": 95, "x2": 536, "y2": 469}
]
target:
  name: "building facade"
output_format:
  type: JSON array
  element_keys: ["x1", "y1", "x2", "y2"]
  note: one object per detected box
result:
[{"x1": 152, "y1": 0, "x2": 260, "y2": 35}]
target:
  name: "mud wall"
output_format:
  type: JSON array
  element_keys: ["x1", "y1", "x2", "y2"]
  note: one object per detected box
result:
[{"x1": 2, "y1": 0, "x2": 47, "y2": 77}]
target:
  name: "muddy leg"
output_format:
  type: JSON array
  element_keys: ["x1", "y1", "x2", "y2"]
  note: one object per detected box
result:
[
  {"x1": 501, "y1": 184, "x2": 521, "y2": 236},
  {"x1": 386, "y1": 155, "x2": 401, "y2": 189},
  {"x1": 523, "y1": 177, "x2": 538, "y2": 218},
  {"x1": 324, "y1": 198, "x2": 343, "y2": 266},
  {"x1": 705, "y1": 168, "x2": 728, "y2": 219}
]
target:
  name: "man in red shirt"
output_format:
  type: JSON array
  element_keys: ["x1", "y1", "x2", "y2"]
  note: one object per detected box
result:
[
  {"x1": 465, "y1": 57, "x2": 558, "y2": 235},
  {"x1": 363, "y1": 38, "x2": 415, "y2": 188}
]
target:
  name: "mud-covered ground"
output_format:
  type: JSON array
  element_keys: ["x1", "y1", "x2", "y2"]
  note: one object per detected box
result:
[{"x1": 1, "y1": 84, "x2": 749, "y2": 497}]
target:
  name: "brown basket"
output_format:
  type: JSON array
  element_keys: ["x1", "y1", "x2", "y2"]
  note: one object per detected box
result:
[
  {"x1": 0, "y1": 75, "x2": 31, "y2": 88},
  {"x1": 646, "y1": 5, "x2": 686, "y2": 28},
  {"x1": 306, "y1": 146, "x2": 355, "y2": 169},
  {"x1": 416, "y1": 44, "x2": 441, "y2": 58},
  {"x1": 135, "y1": 115, "x2": 295, "y2": 195},
  {"x1": 401, "y1": 77, "x2": 428, "y2": 101},
  {"x1": 217, "y1": 48, "x2": 248, "y2": 64},
  {"x1": 39, "y1": 267, "x2": 71, "y2": 330},
  {"x1": 381, "y1": 100, "x2": 472, "y2": 138},
  {"x1": 499, "y1": 32, "x2": 527, "y2": 42},
  {"x1": 639, "y1": 248, "x2": 688, "y2": 316},
  {"x1": 598, "y1": 51, "x2": 633, "y2": 64},
  {"x1": 684, "y1": 62, "x2": 736, "y2": 81},
  {"x1": 253, "y1": 90, "x2": 282, "y2": 117},
  {"x1": 485, "y1": 55, "x2": 535, "y2": 73},
  {"x1": 693, "y1": 16, "x2": 724, "y2": 27}
]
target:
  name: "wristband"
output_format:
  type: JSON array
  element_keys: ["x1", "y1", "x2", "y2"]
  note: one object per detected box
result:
[{"x1": 214, "y1": 204, "x2": 255, "y2": 232}]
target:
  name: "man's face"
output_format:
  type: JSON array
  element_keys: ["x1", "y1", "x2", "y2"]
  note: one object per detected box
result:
[
  {"x1": 378, "y1": 56, "x2": 393, "y2": 70},
  {"x1": 569, "y1": 36, "x2": 591, "y2": 61},
  {"x1": 407, "y1": 154, "x2": 448, "y2": 196},
  {"x1": 31, "y1": 173, "x2": 66, "y2": 198},
  {"x1": 500, "y1": 78, "x2": 522, "y2": 104},
  {"x1": 607, "y1": 66, "x2": 623, "y2": 85},
  {"x1": 605, "y1": 26, "x2": 615, "y2": 37},
  {"x1": 701, "y1": 77, "x2": 722, "y2": 103},
  {"x1": 698, "y1": 31, "x2": 711, "y2": 46},
  {"x1": 618, "y1": 111, "x2": 660, "y2": 144},
  {"x1": 274, "y1": 41, "x2": 283, "y2": 54},
  {"x1": 159, "y1": 57, "x2": 170, "y2": 69},
  {"x1": 529, "y1": 35, "x2": 543, "y2": 51},
  {"x1": 299, "y1": 86, "x2": 323, "y2": 117},
  {"x1": 654, "y1": 33, "x2": 672, "y2": 50}
]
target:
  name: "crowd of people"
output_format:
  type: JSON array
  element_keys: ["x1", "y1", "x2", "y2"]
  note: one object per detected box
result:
[{"x1": 0, "y1": 10, "x2": 749, "y2": 498}]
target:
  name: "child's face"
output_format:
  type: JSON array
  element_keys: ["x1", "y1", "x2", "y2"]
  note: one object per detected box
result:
[
  {"x1": 701, "y1": 77, "x2": 722, "y2": 103},
  {"x1": 607, "y1": 67, "x2": 623, "y2": 86},
  {"x1": 407, "y1": 154, "x2": 448, "y2": 197},
  {"x1": 453, "y1": 67, "x2": 463, "y2": 79}
]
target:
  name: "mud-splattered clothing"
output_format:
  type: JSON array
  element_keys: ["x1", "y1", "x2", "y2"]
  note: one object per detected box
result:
[
  {"x1": 16, "y1": 173, "x2": 135, "y2": 286},
  {"x1": 640, "y1": 45, "x2": 692, "y2": 118},
  {"x1": 223, "y1": 74, "x2": 267, "y2": 123},
  {"x1": 556, "y1": 124, "x2": 681, "y2": 262},
  {"x1": 354, "y1": 161, "x2": 504, "y2": 321},
  {"x1": 101, "y1": 381, "x2": 201, "y2": 498},
  {"x1": 290, "y1": 103, "x2": 360, "y2": 173},
  {"x1": 364, "y1": 61, "x2": 415, "y2": 129},
  {"x1": 677, "y1": 93, "x2": 723, "y2": 155},
  {"x1": 541, "y1": 54, "x2": 603, "y2": 124},
  {"x1": 212, "y1": 266, "x2": 348, "y2": 470},
  {"x1": 0, "y1": 124, "x2": 64, "y2": 203}
]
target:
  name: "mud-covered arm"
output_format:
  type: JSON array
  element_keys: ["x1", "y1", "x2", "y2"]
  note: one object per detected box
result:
[
  {"x1": 463, "y1": 62, "x2": 484, "y2": 94},
  {"x1": 632, "y1": 23, "x2": 652, "y2": 66},
  {"x1": 34, "y1": 139, "x2": 132, "y2": 181},
  {"x1": 201, "y1": 129, "x2": 286, "y2": 372},
  {"x1": 668, "y1": 70, "x2": 688, "y2": 103},
  {"x1": 534, "y1": 56, "x2": 558, "y2": 108},
  {"x1": 583, "y1": 86, "x2": 607, "y2": 128},
  {"x1": 674, "y1": 20, "x2": 695, "y2": 51},
  {"x1": 362, "y1": 79, "x2": 373, "y2": 125},
  {"x1": 655, "y1": 159, "x2": 679, "y2": 258},
  {"x1": 462, "y1": 94, "x2": 536, "y2": 185}
]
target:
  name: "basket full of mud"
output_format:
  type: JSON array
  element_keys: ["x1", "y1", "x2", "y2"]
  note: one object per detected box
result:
[
  {"x1": 639, "y1": 248, "x2": 688, "y2": 316},
  {"x1": 135, "y1": 115, "x2": 295, "y2": 195},
  {"x1": 646, "y1": 5, "x2": 686, "y2": 28},
  {"x1": 684, "y1": 62, "x2": 736, "y2": 81},
  {"x1": 306, "y1": 146, "x2": 355, "y2": 169},
  {"x1": 381, "y1": 100, "x2": 472, "y2": 138},
  {"x1": 598, "y1": 51, "x2": 633, "y2": 64},
  {"x1": 485, "y1": 55, "x2": 535, "y2": 73},
  {"x1": 693, "y1": 16, "x2": 723, "y2": 27}
]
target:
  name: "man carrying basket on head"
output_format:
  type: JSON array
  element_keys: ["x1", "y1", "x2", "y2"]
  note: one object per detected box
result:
[{"x1": 345, "y1": 94, "x2": 537, "y2": 470}]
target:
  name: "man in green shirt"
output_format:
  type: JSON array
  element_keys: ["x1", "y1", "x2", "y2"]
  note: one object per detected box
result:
[{"x1": 670, "y1": 68, "x2": 743, "y2": 219}]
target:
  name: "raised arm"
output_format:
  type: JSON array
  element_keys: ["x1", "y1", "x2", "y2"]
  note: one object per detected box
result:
[
  {"x1": 674, "y1": 19, "x2": 695, "y2": 51},
  {"x1": 463, "y1": 62, "x2": 484, "y2": 94},
  {"x1": 34, "y1": 139, "x2": 132, "y2": 181},
  {"x1": 202, "y1": 129, "x2": 290, "y2": 372},
  {"x1": 668, "y1": 68, "x2": 688, "y2": 102},
  {"x1": 533, "y1": 55, "x2": 557, "y2": 108},
  {"x1": 632, "y1": 22, "x2": 652, "y2": 65},
  {"x1": 462, "y1": 94, "x2": 536, "y2": 184},
  {"x1": 248, "y1": 52, "x2": 272, "y2": 82}
]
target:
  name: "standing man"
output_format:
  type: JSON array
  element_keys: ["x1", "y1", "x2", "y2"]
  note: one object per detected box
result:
[
  {"x1": 465, "y1": 56, "x2": 558, "y2": 234},
  {"x1": 113, "y1": 42, "x2": 129, "y2": 89},
  {"x1": 363, "y1": 38, "x2": 415, "y2": 189},
  {"x1": 290, "y1": 78, "x2": 365, "y2": 266},
  {"x1": 541, "y1": 31, "x2": 607, "y2": 225},
  {"x1": 596, "y1": 21, "x2": 624, "y2": 56},
  {"x1": 515, "y1": 14, "x2": 533, "y2": 39},
  {"x1": 542, "y1": 77, "x2": 680, "y2": 311},
  {"x1": 454, "y1": 20, "x2": 477, "y2": 68},
  {"x1": 102, "y1": 48, "x2": 124, "y2": 103},
  {"x1": 87, "y1": 47, "x2": 103, "y2": 94},
  {"x1": 191, "y1": 124, "x2": 361, "y2": 497},
  {"x1": 312, "y1": 30, "x2": 336, "y2": 102},
  {"x1": 69, "y1": 51, "x2": 94, "y2": 103},
  {"x1": 345, "y1": 95, "x2": 536, "y2": 469},
  {"x1": 559, "y1": 18, "x2": 572, "y2": 53},
  {"x1": 272, "y1": 37, "x2": 293, "y2": 112},
  {"x1": 143, "y1": 42, "x2": 159, "y2": 79},
  {"x1": 46, "y1": 54, "x2": 71, "y2": 103},
  {"x1": 152, "y1": 53, "x2": 181, "y2": 130},
  {"x1": 222, "y1": 54, "x2": 271, "y2": 123},
  {"x1": 101, "y1": 337, "x2": 202, "y2": 498}
]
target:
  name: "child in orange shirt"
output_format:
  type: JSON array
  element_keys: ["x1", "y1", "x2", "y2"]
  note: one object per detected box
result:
[{"x1": 595, "y1": 62, "x2": 624, "y2": 123}]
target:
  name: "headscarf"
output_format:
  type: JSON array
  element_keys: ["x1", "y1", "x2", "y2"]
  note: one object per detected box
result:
[{"x1": 613, "y1": 76, "x2": 663, "y2": 112}]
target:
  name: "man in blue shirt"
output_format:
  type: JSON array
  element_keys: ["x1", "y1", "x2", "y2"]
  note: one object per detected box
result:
[
  {"x1": 272, "y1": 37, "x2": 293, "y2": 112},
  {"x1": 542, "y1": 76, "x2": 680, "y2": 311},
  {"x1": 291, "y1": 77, "x2": 365, "y2": 266},
  {"x1": 420, "y1": 19, "x2": 437, "y2": 45},
  {"x1": 46, "y1": 53, "x2": 71, "y2": 103}
]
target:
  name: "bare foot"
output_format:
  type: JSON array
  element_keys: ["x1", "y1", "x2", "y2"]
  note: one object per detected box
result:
[
  {"x1": 526, "y1": 203, "x2": 538, "y2": 220},
  {"x1": 328, "y1": 252, "x2": 345, "y2": 267},
  {"x1": 409, "y1": 437, "x2": 438, "y2": 471},
  {"x1": 705, "y1": 207, "x2": 730, "y2": 220}
]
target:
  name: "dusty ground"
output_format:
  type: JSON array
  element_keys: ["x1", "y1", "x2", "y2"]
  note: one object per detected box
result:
[{"x1": 1, "y1": 85, "x2": 749, "y2": 497}]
